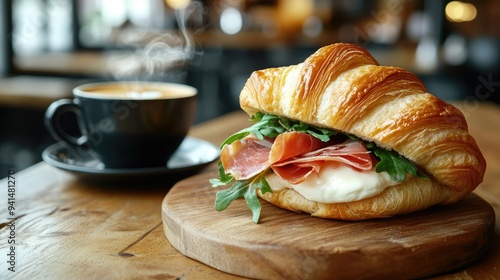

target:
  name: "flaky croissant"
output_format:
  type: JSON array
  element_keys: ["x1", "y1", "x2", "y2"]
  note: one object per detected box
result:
[{"x1": 240, "y1": 43, "x2": 486, "y2": 220}]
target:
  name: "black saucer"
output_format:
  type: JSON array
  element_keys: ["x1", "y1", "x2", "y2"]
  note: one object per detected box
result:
[{"x1": 42, "y1": 137, "x2": 220, "y2": 184}]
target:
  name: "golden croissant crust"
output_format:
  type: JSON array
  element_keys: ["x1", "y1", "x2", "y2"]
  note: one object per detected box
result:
[
  {"x1": 257, "y1": 176, "x2": 462, "y2": 221},
  {"x1": 240, "y1": 43, "x2": 486, "y2": 219}
]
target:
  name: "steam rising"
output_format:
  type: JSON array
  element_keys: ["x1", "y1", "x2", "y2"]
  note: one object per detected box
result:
[{"x1": 110, "y1": 2, "x2": 204, "y2": 82}]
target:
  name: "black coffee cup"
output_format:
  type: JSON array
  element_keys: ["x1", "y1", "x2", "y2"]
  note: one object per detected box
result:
[{"x1": 45, "y1": 81, "x2": 197, "y2": 168}]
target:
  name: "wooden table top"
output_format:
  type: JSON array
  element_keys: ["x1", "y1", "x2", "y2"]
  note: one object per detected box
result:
[
  {"x1": 0, "y1": 76, "x2": 82, "y2": 109},
  {"x1": 1, "y1": 101, "x2": 499, "y2": 279}
]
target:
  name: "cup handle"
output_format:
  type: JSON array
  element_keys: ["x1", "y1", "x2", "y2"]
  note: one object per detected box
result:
[{"x1": 44, "y1": 99, "x2": 89, "y2": 146}]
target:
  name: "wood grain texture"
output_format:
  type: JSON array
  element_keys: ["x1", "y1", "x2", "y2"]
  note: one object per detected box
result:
[{"x1": 162, "y1": 172, "x2": 495, "y2": 280}]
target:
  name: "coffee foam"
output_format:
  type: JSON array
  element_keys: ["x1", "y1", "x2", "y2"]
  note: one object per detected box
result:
[
  {"x1": 74, "y1": 82, "x2": 196, "y2": 100},
  {"x1": 126, "y1": 91, "x2": 164, "y2": 99}
]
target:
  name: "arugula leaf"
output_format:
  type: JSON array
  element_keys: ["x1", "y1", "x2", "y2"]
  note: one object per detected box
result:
[
  {"x1": 255, "y1": 173, "x2": 272, "y2": 194},
  {"x1": 243, "y1": 184, "x2": 261, "y2": 223},
  {"x1": 214, "y1": 180, "x2": 249, "y2": 211},
  {"x1": 209, "y1": 161, "x2": 234, "y2": 186},
  {"x1": 219, "y1": 114, "x2": 282, "y2": 148},
  {"x1": 366, "y1": 143, "x2": 428, "y2": 182},
  {"x1": 249, "y1": 112, "x2": 265, "y2": 122},
  {"x1": 220, "y1": 113, "x2": 336, "y2": 148},
  {"x1": 212, "y1": 172, "x2": 270, "y2": 223},
  {"x1": 304, "y1": 127, "x2": 335, "y2": 142}
]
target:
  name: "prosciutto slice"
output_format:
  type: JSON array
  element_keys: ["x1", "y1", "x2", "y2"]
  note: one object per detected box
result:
[
  {"x1": 220, "y1": 131, "x2": 374, "y2": 184},
  {"x1": 272, "y1": 139, "x2": 373, "y2": 184},
  {"x1": 219, "y1": 135, "x2": 273, "y2": 180},
  {"x1": 220, "y1": 132, "x2": 326, "y2": 180},
  {"x1": 269, "y1": 132, "x2": 327, "y2": 164}
]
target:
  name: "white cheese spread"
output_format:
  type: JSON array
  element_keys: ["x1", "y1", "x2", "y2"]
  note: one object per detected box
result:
[{"x1": 266, "y1": 163, "x2": 400, "y2": 203}]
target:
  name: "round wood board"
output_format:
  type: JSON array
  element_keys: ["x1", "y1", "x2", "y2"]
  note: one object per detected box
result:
[{"x1": 162, "y1": 172, "x2": 495, "y2": 280}]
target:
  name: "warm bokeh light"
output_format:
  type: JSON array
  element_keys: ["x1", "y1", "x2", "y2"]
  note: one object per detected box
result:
[
  {"x1": 165, "y1": 0, "x2": 191, "y2": 10},
  {"x1": 277, "y1": 0, "x2": 313, "y2": 32},
  {"x1": 445, "y1": 1, "x2": 477, "y2": 22}
]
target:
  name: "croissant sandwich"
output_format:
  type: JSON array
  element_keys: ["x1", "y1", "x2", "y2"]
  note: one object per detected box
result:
[{"x1": 210, "y1": 43, "x2": 486, "y2": 223}]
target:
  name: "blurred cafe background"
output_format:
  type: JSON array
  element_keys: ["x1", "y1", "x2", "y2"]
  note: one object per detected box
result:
[{"x1": 0, "y1": 0, "x2": 499, "y2": 174}]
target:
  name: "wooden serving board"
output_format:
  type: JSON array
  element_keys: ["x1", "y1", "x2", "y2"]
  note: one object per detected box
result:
[{"x1": 162, "y1": 172, "x2": 495, "y2": 280}]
